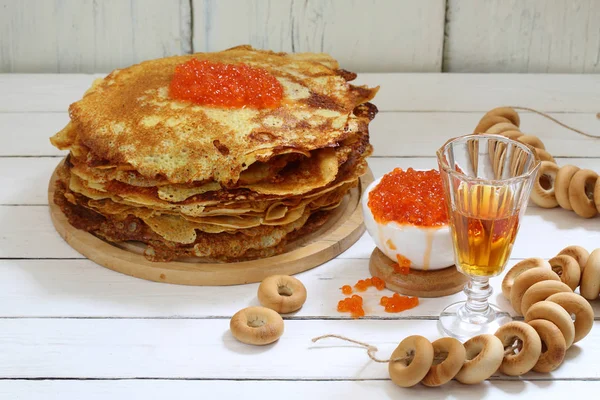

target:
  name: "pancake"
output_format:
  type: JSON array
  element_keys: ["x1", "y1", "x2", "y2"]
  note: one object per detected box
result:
[
  {"x1": 50, "y1": 46, "x2": 378, "y2": 262},
  {"x1": 54, "y1": 179, "x2": 327, "y2": 262},
  {"x1": 51, "y1": 46, "x2": 378, "y2": 185}
]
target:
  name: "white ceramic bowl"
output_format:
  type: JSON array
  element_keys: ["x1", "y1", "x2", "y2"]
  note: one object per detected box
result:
[{"x1": 362, "y1": 175, "x2": 455, "y2": 271}]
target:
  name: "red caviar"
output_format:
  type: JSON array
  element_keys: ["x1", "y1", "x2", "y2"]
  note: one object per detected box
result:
[
  {"x1": 352, "y1": 277, "x2": 385, "y2": 292},
  {"x1": 170, "y1": 59, "x2": 283, "y2": 109},
  {"x1": 341, "y1": 285, "x2": 353, "y2": 295},
  {"x1": 372, "y1": 276, "x2": 386, "y2": 290},
  {"x1": 380, "y1": 293, "x2": 419, "y2": 313},
  {"x1": 337, "y1": 295, "x2": 365, "y2": 318},
  {"x1": 394, "y1": 254, "x2": 412, "y2": 275},
  {"x1": 368, "y1": 168, "x2": 448, "y2": 227},
  {"x1": 354, "y1": 278, "x2": 371, "y2": 292}
]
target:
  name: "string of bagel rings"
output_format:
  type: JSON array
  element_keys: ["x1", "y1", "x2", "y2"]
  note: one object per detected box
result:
[
  {"x1": 312, "y1": 246, "x2": 598, "y2": 387},
  {"x1": 230, "y1": 108, "x2": 599, "y2": 387},
  {"x1": 472, "y1": 106, "x2": 600, "y2": 218}
]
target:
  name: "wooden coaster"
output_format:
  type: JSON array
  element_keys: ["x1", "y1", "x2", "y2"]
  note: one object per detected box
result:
[
  {"x1": 369, "y1": 248, "x2": 468, "y2": 298},
  {"x1": 48, "y1": 160, "x2": 373, "y2": 286}
]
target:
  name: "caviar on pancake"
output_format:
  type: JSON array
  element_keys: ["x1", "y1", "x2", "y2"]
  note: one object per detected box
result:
[
  {"x1": 170, "y1": 59, "x2": 284, "y2": 109},
  {"x1": 368, "y1": 168, "x2": 448, "y2": 227}
]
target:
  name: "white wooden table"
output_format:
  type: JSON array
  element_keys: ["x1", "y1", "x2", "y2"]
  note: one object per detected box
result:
[{"x1": 1, "y1": 73, "x2": 599, "y2": 399}]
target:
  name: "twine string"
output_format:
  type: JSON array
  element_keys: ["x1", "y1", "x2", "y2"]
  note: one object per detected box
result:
[
  {"x1": 312, "y1": 334, "x2": 451, "y2": 364},
  {"x1": 312, "y1": 334, "x2": 518, "y2": 364},
  {"x1": 509, "y1": 106, "x2": 600, "y2": 139},
  {"x1": 312, "y1": 334, "x2": 397, "y2": 363}
]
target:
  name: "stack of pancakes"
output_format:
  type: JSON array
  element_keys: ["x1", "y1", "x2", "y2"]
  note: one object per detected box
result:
[{"x1": 50, "y1": 46, "x2": 378, "y2": 262}]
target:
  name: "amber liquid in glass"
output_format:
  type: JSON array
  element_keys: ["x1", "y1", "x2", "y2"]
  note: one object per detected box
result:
[{"x1": 450, "y1": 184, "x2": 520, "y2": 277}]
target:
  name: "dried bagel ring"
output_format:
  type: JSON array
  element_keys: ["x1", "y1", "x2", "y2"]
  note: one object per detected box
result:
[
  {"x1": 527, "y1": 319, "x2": 566, "y2": 373},
  {"x1": 422, "y1": 337, "x2": 466, "y2": 387},
  {"x1": 502, "y1": 130, "x2": 524, "y2": 141},
  {"x1": 535, "y1": 148, "x2": 556, "y2": 163},
  {"x1": 510, "y1": 267, "x2": 560, "y2": 315},
  {"x1": 558, "y1": 245, "x2": 589, "y2": 272},
  {"x1": 520, "y1": 280, "x2": 572, "y2": 316},
  {"x1": 473, "y1": 115, "x2": 511, "y2": 134},
  {"x1": 596, "y1": 178, "x2": 600, "y2": 213},
  {"x1": 482, "y1": 107, "x2": 521, "y2": 126},
  {"x1": 502, "y1": 258, "x2": 551, "y2": 299},
  {"x1": 547, "y1": 292, "x2": 594, "y2": 343},
  {"x1": 548, "y1": 255, "x2": 581, "y2": 291},
  {"x1": 495, "y1": 321, "x2": 542, "y2": 376},
  {"x1": 517, "y1": 134, "x2": 546, "y2": 150},
  {"x1": 389, "y1": 335, "x2": 434, "y2": 388},
  {"x1": 525, "y1": 301, "x2": 575, "y2": 348},
  {"x1": 455, "y1": 334, "x2": 504, "y2": 385},
  {"x1": 531, "y1": 161, "x2": 560, "y2": 208},
  {"x1": 532, "y1": 160, "x2": 559, "y2": 203},
  {"x1": 486, "y1": 122, "x2": 520, "y2": 135},
  {"x1": 258, "y1": 275, "x2": 307, "y2": 314},
  {"x1": 580, "y1": 249, "x2": 600, "y2": 300},
  {"x1": 568, "y1": 169, "x2": 599, "y2": 218},
  {"x1": 555, "y1": 165, "x2": 581, "y2": 210},
  {"x1": 230, "y1": 306, "x2": 284, "y2": 345}
]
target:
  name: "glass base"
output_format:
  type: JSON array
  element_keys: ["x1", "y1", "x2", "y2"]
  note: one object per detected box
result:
[{"x1": 438, "y1": 301, "x2": 512, "y2": 341}]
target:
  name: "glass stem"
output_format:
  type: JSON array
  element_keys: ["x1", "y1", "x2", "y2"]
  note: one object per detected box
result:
[{"x1": 464, "y1": 276, "x2": 493, "y2": 316}]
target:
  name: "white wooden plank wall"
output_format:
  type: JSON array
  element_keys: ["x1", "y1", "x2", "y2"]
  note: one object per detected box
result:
[
  {"x1": 192, "y1": 0, "x2": 446, "y2": 72},
  {"x1": 444, "y1": 0, "x2": 600, "y2": 73},
  {"x1": 0, "y1": 0, "x2": 191, "y2": 73},
  {"x1": 2, "y1": 0, "x2": 599, "y2": 73}
]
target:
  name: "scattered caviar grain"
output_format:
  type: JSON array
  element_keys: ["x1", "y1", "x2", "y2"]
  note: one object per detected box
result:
[
  {"x1": 394, "y1": 254, "x2": 412, "y2": 275},
  {"x1": 380, "y1": 293, "x2": 419, "y2": 313},
  {"x1": 341, "y1": 285, "x2": 353, "y2": 295},
  {"x1": 337, "y1": 295, "x2": 365, "y2": 318},
  {"x1": 372, "y1": 276, "x2": 386, "y2": 290},
  {"x1": 368, "y1": 168, "x2": 448, "y2": 227},
  {"x1": 354, "y1": 279, "x2": 369, "y2": 292}
]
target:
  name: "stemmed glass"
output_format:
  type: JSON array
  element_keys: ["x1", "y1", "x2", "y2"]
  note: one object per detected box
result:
[{"x1": 436, "y1": 134, "x2": 540, "y2": 340}]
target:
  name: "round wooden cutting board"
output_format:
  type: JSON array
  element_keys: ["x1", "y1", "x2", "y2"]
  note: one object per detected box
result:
[
  {"x1": 48, "y1": 161, "x2": 373, "y2": 286},
  {"x1": 369, "y1": 248, "x2": 468, "y2": 297}
]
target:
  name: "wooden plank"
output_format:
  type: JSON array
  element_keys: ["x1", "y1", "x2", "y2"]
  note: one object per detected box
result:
[
  {"x1": 3, "y1": 202, "x2": 595, "y2": 261},
  {"x1": 367, "y1": 112, "x2": 600, "y2": 157},
  {"x1": 3, "y1": 379, "x2": 600, "y2": 400},
  {"x1": 0, "y1": 318, "x2": 597, "y2": 379},
  {"x1": 352, "y1": 74, "x2": 600, "y2": 113},
  {"x1": 0, "y1": 74, "x2": 103, "y2": 112},
  {"x1": 192, "y1": 0, "x2": 445, "y2": 73},
  {"x1": 5, "y1": 157, "x2": 600, "y2": 205},
  {"x1": 2, "y1": 157, "x2": 599, "y2": 259},
  {"x1": 0, "y1": 0, "x2": 191, "y2": 73},
  {"x1": 2, "y1": 111, "x2": 599, "y2": 158},
  {"x1": 0, "y1": 113, "x2": 68, "y2": 156},
  {"x1": 444, "y1": 0, "x2": 600, "y2": 73},
  {"x1": 2, "y1": 74, "x2": 599, "y2": 113},
  {"x1": 1, "y1": 256, "x2": 597, "y2": 319}
]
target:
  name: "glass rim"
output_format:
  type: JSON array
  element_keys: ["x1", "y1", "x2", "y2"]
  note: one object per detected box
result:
[{"x1": 436, "y1": 133, "x2": 541, "y2": 185}]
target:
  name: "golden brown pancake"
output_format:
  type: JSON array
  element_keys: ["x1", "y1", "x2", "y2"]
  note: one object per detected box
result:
[
  {"x1": 50, "y1": 46, "x2": 378, "y2": 262},
  {"x1": 51, "y1": 45, "x2": 378, "y2": 185}
]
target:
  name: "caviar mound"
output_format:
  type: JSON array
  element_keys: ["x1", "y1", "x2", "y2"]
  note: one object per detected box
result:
[
  {"x1": 170, "y1": 59, "x2": 283, "y2": 109},
  {"x1": 368, "y1": 168, "x2": 448, "y2": 227}
]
